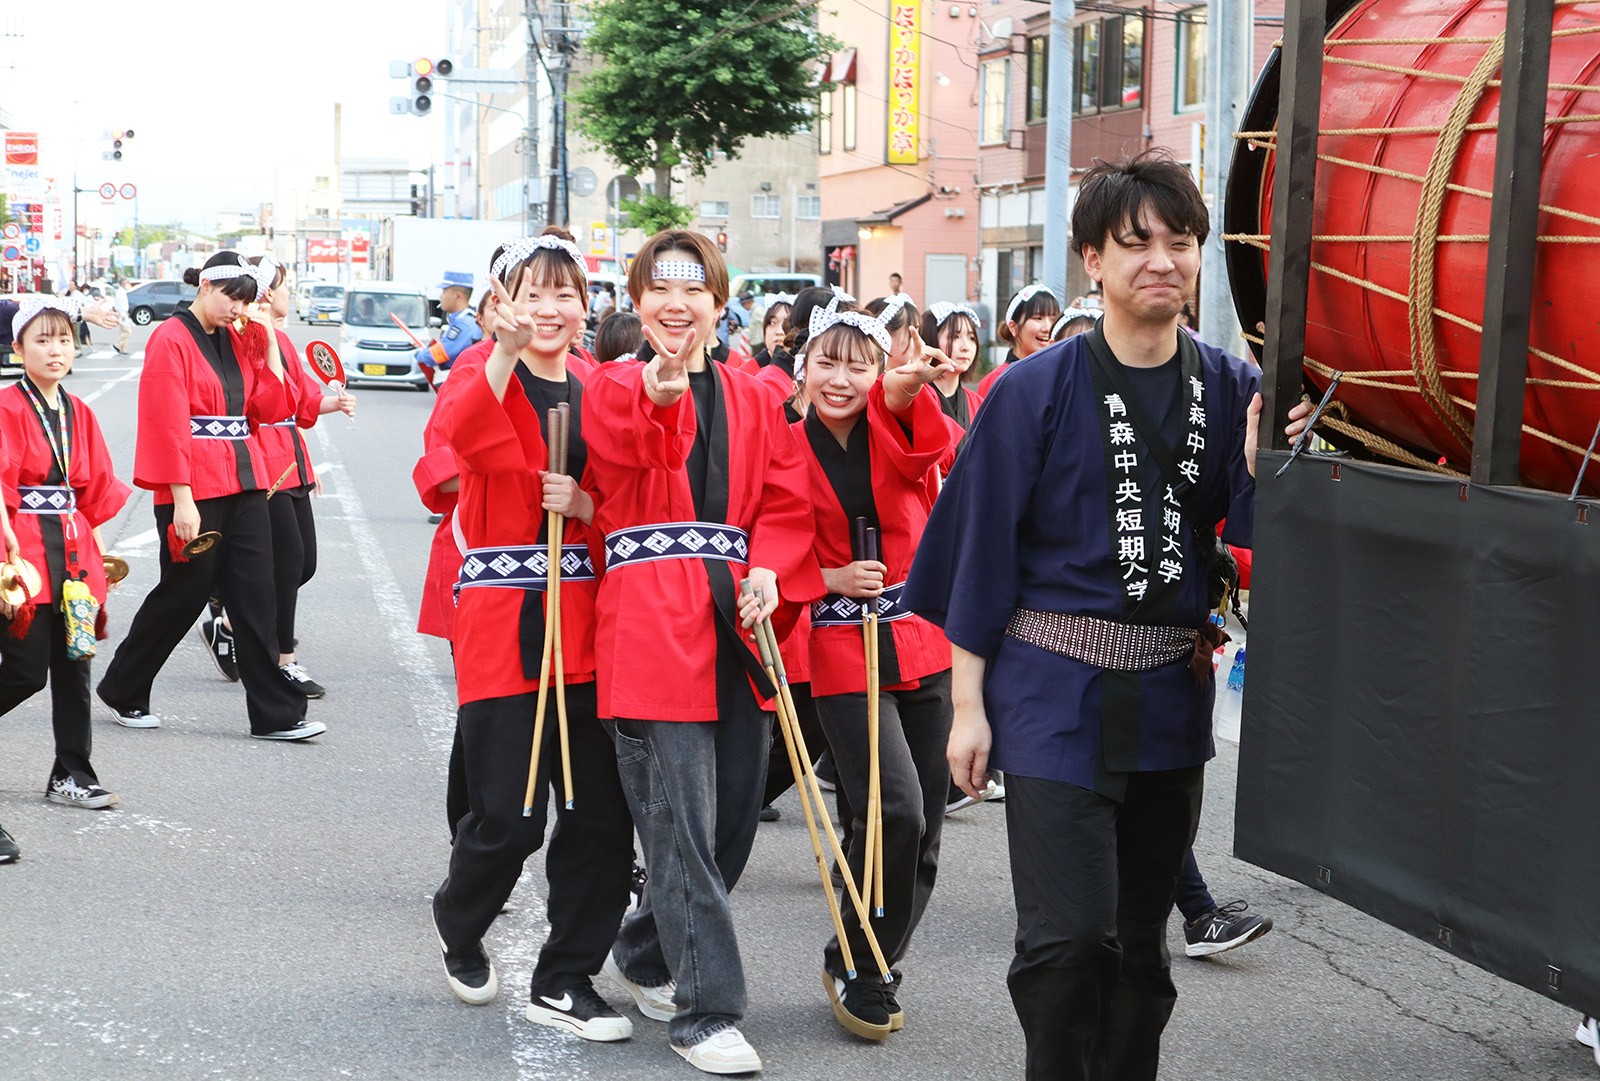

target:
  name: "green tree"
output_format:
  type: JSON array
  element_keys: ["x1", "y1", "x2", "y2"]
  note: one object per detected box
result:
[
  {"x1": 573, "y1": 0, "x2": 827, "y2": 212},
  {"x1": 0, "y1": 194, "x2": 11, "y2": 229}
]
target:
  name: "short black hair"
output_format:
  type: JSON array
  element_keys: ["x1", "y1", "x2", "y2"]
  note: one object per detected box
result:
[{"x1": 1070, "y1": 149, "x2": 1209, "y2": 258}]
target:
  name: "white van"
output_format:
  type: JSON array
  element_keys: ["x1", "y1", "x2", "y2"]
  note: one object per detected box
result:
[{"x1": 338, "y1": 281, "x2": 437, "y2": 390}]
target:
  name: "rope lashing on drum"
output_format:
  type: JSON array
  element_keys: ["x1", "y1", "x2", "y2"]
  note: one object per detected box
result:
[
  {"x1": 1238, "y1": 112, "x2": 1600, "y2": 138},
  {"x1": 1268, "y1": 24, "x2": 1600, "y2": 49}
]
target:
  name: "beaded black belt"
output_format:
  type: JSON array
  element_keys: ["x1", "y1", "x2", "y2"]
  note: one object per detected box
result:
[
  {"x1": 603, "y1": 522, "x2": 749, "y2": 570},
  {"x1": 191, "y1": 414, "x2": 250, "y2": 439},
  {"x1": 810, "y1": 581, "x2": 912, "y2": 627},
  {"x1": 1005, "y1": 607, "x2": 1197, "y2": 672},
  {"x1": 457, "y1": 543, "x2": 597, "y2": 592},
  {"x1": 17, "y1": 485, "x2": 75, "y2": 515}
]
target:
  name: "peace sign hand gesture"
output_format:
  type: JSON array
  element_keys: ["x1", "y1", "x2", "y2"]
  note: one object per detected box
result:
[
  {"x1": 641, "y1": 323, "x2": 694, "y2": 407},
  {"x1": 488, "y1": 271, "x2": 537, "y2": 357},
  {"x1": 883, "y1": 341, "x2": 948, "y2": 413}
]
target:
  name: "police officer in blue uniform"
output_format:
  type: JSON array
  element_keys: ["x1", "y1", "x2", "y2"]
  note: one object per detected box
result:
[{"x1": 417, "y1": 271, "x2": 483, "y2": 377}]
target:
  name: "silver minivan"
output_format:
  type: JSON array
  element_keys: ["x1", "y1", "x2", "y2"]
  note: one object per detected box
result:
[{"x1": 338, "y1": 282, "x2": 435, "y2": 389}]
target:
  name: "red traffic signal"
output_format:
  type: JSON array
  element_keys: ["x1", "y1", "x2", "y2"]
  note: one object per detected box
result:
[{"x1": 716, "y1": 231, "x2": 728, "y2": 253}]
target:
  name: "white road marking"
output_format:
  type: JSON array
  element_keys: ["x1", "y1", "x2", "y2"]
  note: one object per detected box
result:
[
  {"x1": 111, "y1": 527, "x2": 159, "y2": 554},
  {"x1": 309, "y1": 426, "x2": 580, "y2": 1081},
  {"x1": 79, "y1": 364, "x2": 143, "y2": 405}
]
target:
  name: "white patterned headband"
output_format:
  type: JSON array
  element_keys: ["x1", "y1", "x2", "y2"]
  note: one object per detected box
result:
[
  {"x1": 652, "y1": 259, "x2": 706, "y2": 283},
  {"x1": 830, "y1": 284, "x2": 856, "y2": 303},
  {"x1": 491, "y1": 234, "x2": 589, "y2": 283},
  {"x1": 1051, "y1": 307, "x2": 1101, "y2": 337},
  {"x1": 807, "y1": 304, "x2": 892, "y2": 353},
  {"x1": 199, "y1": 255, "x2": 254, "y2": 285},
  {"x1": 251, "y1": 255, "x2": 281, "y2": 301},
  {"x1": 1005, "y1": 283, "x2": 1059, "y2": 324},
  {"x1": 927, "y1": 301, "x2": 981, "y2": 330},
  {"x1": 765, "y1": 292, "x2": 796, "y2": 307},
  {"x1": 10, "y1": 296, "x2": 80, "y2": 342},
  {"x1": 877, "y1": 293, "x2": 916, "y2": 321}
]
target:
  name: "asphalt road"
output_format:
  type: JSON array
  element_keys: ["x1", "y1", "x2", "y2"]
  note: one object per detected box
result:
[{"x1": 1, "y1": 318, "x2": 1591, "y2": 1080}]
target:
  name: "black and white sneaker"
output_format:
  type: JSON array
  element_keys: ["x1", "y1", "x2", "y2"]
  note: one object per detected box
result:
[
  {"x1": 46, "y1": 775, "x2": 119, "y2": 810},
  {"x1": 526, "y1": 979, "x2": 634, "y2": 1041},
  {"x1": 98, "y1": 688, "x2": 161, "y2": 729},
  {"x1": 0, "y1": 825, "x2": 18, "y2": 863},
  {"x1": 433, "y1": 910, "x2": 498, "y2": 1005},
  {"x1": 1184, "y1": 899, "x2": 1275, "y2": 958},
  {"x1": 1575, "y1": 1015, "x2": 1600, "y2": 1066},
  {"x1": 250, "y1": 720, "x2": 327, "y2": 742},
  {"x1": 198, "y1": 612, "x2": 241, "y2": 683},
  {"x1": 825, "y1": 971, "x2": 892, "y2": 1041},
  {"x1": 279, "y1": 662, "x2": 326, "y2": 699}
]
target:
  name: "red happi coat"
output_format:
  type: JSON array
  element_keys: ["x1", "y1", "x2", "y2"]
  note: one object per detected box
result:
[
  {"x1": 414, "y1": 340, "x2": 495, "y2": 641},
  {"x1": 433, "y1": 354, "x2": 602, "y2": 705},
  {"x1": 796, "y1": 381, "x2": 953, "y2": 698},
  {"x1": 134, "y1": 311, "x2": 290, "y2": 503},
  {"x1": 584, "y1": 360, "x2": 824, "y2": 721},
  {"x1": 0, "y1": 385, "x2": 131, "y2": 605},
  {"x1": 254, "y1": 329, "x2": 324, "y2": 492}
]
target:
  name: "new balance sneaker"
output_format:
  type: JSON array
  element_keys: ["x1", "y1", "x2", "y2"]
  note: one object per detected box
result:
[
  {"x1": 526, "y1": 980, "x2": 634, "y2": 1042},
  {"x1": 602, "y1": 951, "x2": 677, "y2": 1021},
  {"x1": 0, "y1": 825, "x2": 18, "y2": 863},
  {"x1": 98, "y1": 688, "x2": 160, "y2": 729},
  {"x1": 250, "y1": 720, "x2": 327, "y2": 742},
  {"x1": 433, "y1": 910, "x2": 498, "y2": 1005},
  {"x1": 279, "y1": 662, "x2": 327, "y2": 699},
  {"x1": 46, "y1": 775, "x2": 118, "y2": 810},
  {"x1": 824, "y1": 971, "x2": 892, "y2": 1041},
  {"x1": 198, "y1": 612, "x2": 240, "y2": 683},
  {"x1": 673, "y1": 1026, "x2": 763, "y2": 1075},
  {"x1": 1184, "y1": 899, "x2": 1275, "y2": 958}
]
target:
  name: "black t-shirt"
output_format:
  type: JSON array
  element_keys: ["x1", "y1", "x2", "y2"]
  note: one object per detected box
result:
[
  {"x1": 686, "y1": 368, "x2": 716, "y2": 516},
  {"x1": 805, "y1": 411, "x2": 877, "y2": 536},
  {"x1": 513, "y1": 365, "x2": 586, "y2": 491},
  {"x1": 1120, "y1": 351, "x2": 1183, "y2": 496}
]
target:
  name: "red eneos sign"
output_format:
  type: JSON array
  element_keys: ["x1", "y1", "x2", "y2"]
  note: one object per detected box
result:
[
  {"x1": 307, "y1": 237, "x2": 372, "y2": 265},
  {"x1": 4, "y1": 132, "x2": 38, "y2": 166}
]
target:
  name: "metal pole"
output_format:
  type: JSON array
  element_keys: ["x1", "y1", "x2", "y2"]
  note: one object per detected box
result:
[
  {"x1": 1469, "y1": 0, "x2": 1552, "y2": 486},
  {"x1": 133, "y1": 194, "x2": 141, "y2": 278},
  {"x1": 1260, "y1": 0, "x2": 1327, "y2": 451},
  {"x1": 525, "y1": 0, "x2": 540, "y2": 226},
  {"x1": 1200, "y1": 0, "x2": 1251, "y2": 355},
  {"x1": 1041, "y1": 0, "x2": 1075, "y2": 299}
]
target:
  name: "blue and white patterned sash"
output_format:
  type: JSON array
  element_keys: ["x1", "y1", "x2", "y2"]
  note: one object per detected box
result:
[
  {"x1": 190, "y1": 415, "x2": 250, "y2": 440},
  {"x1": 603, "y1": 522, "x2": 749, "y2": 570},
  {"x1": 810, "y1": 580, "x2": 912, "y2": 627},
  {"x1": 457, "y1": 543, "x2": 597, "y2": 592}
]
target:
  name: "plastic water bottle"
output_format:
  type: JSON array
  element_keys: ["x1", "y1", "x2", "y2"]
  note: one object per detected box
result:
[{"x1": 1227, "y1": 647, "x2": 1246, "y2": 692}]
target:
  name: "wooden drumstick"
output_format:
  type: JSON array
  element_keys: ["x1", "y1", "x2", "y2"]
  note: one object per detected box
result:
[
  {"x1": 522, "y1": 406, "x2": 566, "y2": 818},
  {"x1": 553, "y1": 402, "x2": 574, "y2": 810},
  {"x1": 863, "y1": 524, "x2": 885, "y2": 918}
]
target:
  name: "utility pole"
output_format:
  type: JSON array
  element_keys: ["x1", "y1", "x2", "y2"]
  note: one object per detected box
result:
[
  {"x1": 1200, "y1": 0, "x2": 1252, "y2": 354},
  {"x1": 1041, "y1": 0, "x2": 1076, "y2": 300},
  {"x1": 525, "y1": 0, "x2": 542, "y2": 227}
]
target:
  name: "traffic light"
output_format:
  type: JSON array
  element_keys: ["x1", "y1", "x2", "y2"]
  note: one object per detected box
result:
[
  {"x1": 716, "y1": 231, "x2": 728, "y2": 253},
  {"x1": 412, "y1": 59, "x2": 434, "y2": 116},
  {"x1": 110, "y1": 129, "x2": 133, "y2": 160},
  {"x1": 411, "y1": 183, "x2": 425, "y2": 218}
]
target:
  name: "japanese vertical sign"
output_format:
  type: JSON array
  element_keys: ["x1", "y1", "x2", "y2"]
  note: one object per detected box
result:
[{"x1": 887, "y1": 0, "x2": 921, "y2": 165}]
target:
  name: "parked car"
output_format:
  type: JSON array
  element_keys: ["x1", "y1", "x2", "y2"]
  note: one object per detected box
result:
[
  {"x1": 727, "y1": 273, "x2": 821, "y2": 300},
  {"x1": 305, "y1": 283, "x2": 345, "y2": 324},
  {"x1": 339, "y1": 282, "x2": 436, "y2": 389},
  {"x1": 294, "y1": 279, "x2": 327, "y2": 320},
  {"x1": 125, "y1": 280, "x2": 198, "y2": 325}
]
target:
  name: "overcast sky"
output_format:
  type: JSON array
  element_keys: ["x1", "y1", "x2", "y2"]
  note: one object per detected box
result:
[{"x1": 0, "y1": 0, "x2": 452, "y2": 229}]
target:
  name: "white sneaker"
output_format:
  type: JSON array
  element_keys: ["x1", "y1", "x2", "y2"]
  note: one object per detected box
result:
[
  {"x1": 673, "y1": 1026, "x2": 762, "y2": 1075},
  {"x1": 602, "y1": 951, "x2": 677, "y2": 1021},
  {"x1": 1575, "y1": 1016, "x2": 1600, "y2": 1065}
]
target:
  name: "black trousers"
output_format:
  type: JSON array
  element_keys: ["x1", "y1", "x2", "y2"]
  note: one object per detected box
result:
[
  {"x1": 0, "y1": 605, "x2": 97, "y2": 786},
  {"x1": 761, "y1": 680, "x2": 823, "y2": 807},
  {"x1": 1004, "y1": 767, "x2": 1204, "y2": 1081},
  {"x1": 814, "y1": 670, "x2": 952, "y2": 977},
  {"x1": 99, "y1": 493, "x2": 308, "y2": 735},
  {"x1": 267, "y1": 486, "x2": 317, "y2": 653},
  {"x1": 434, "y1": 683, "x2": 636, "y2": 997}
]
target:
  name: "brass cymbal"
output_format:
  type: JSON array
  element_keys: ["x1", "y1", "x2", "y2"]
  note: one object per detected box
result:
[
  {"x1": 102, "y1": 554, "x2": 130, "y2": 584},
  {"x1": 0, "y1": 557, "x2": 43, "y2": 607},
  {"x1": 182, "y1": 531, "x2": 221, "y2": 559}
]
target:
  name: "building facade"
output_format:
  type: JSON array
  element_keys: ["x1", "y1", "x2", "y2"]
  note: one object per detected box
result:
[{"x1": 816, "y1": 0, "x2": 981, "y2": 306}]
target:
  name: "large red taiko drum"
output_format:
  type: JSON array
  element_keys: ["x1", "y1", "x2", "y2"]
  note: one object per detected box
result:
[{"x1": 1225, "y1": 0, "x2": 1600, "y2": 494}]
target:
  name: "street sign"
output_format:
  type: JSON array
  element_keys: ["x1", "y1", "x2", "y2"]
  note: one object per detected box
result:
[
  {"x1": 24, "y1": 237, "x2": 40, "y2": 254},
  {"x1": 119, "y1": 183, "x2": 137, "y2": 200},
  {"x1": 570, "y1": 166, "x2": 598, "y2": 198},
  {"x1": 100, "y1": 152, "x2": 118, "y2": 162},
  {"x1": 98, "y1": 182, "x2": 116, "y2": 199},
  {"x1": 1, "y1": 223, "x2": 19, "y2": 240},
  {"x1": 2, "y1": 246, "x2": 20, "y2": 261},
  {"x1": 389, "y1": 97, "x2": 412, "y2": 116}
]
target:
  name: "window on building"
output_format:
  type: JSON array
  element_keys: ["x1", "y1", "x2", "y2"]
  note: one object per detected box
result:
[
  {"x1": 820, "y1": 88, "x2": 834, "y2": 154},
  {"x1": 1026, "y1": 36, "x2": 1048, "y2": 123},
  {"x1": 1176, "y1": 9, "x2": 1206, "y2": 113},
  {"x1": 701, "y1": 201, "x2": 730, "y2": 218},
  {"x1": 796, "y1": 195, "x2": 822, "y2": 219},
  {"x1": 751, "y1": 193, "x2": 782, "y2": 219},
  {"x1": 841, "y1": 83, "x2": 858, "y2": 152},
  {"x1": 1074, "y1": 14, "x2": 1143, "y2": 114},
  {"x1": 979, "y1": 58, "x2": 1009, "y2": 145}
]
